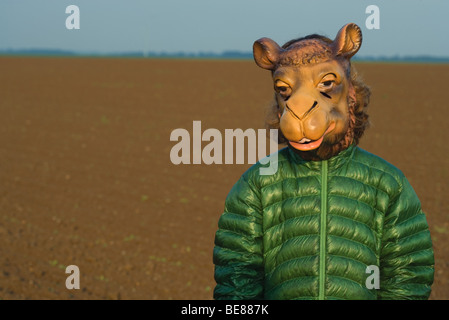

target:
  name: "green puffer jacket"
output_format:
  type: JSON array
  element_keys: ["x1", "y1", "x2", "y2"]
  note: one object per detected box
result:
[{"x1": 213, "y1": 145, "x2": 434, "y2": 300}]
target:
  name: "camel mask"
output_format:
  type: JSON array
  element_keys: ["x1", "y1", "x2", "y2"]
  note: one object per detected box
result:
[{"x1": 253, "y1": 23, "x2": 370, "y2": 161}]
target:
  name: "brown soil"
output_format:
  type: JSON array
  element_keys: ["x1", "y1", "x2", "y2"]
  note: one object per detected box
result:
[{"x1": 0, "y1": 57, "x2": 447, "y2": 300}]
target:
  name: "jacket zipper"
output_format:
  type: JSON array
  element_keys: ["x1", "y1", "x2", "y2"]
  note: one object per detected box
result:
[{"x1": 319, "y1": 160, "x2": 328, "y2": 300}]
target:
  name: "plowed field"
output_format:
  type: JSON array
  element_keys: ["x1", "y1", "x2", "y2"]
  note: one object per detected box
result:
[{"x1": 0, "y1": 57, "x2": 447, "y2": 299}]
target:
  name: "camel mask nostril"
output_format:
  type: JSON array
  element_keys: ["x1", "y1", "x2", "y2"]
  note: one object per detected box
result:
[
  {"x1": 285, "y1": 101, "x2": 318, "y2": 121},
  {"x1": 254, "y1": 23, "x2": 370, "y2": 160}
]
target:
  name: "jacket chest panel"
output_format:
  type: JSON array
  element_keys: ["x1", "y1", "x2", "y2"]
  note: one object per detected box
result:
[{"x1": 261, "y1": 173, "x2": 387, "y2": 271}]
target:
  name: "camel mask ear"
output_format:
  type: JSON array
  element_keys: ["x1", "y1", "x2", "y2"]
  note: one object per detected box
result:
[
  {"x1": 332, "y1": 23, "x2": 362, "y2": 59},
  {"x1": 253, "y1": 37, "x2": 283, "y2": 70}
]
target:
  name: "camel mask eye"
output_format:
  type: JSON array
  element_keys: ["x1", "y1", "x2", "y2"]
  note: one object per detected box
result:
[
  {"x1": 274, "y1": 81, "x2": 292, "y2": 99},
  {"x1": 318, "y1": 74, "x2": 338, "y2": 99},
  {"x1": 318, "y1": 74, "x2": 337, "y2": 90},
  {"x1": 278, "y1": 86, "x2": 288, "y2": 93}
]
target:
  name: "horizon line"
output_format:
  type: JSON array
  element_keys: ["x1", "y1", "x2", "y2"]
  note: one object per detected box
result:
[{"x1": 1, "y1": 48, "x2": 449, "y2": 63}]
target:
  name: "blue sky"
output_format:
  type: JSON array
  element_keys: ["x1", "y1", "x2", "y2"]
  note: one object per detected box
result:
[{"x1": 0, "y1": 0, "x2": 448, "y2": 57}]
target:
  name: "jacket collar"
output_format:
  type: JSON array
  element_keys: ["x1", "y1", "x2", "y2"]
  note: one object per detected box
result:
[{"x1": 287, "y1": 143, "x2": 357, "y2": 172}]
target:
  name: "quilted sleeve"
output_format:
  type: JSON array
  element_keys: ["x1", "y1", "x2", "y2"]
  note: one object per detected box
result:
[
  {"x1": 378, "y1": 175, "x2": 435, "y2": 300},
  {"x1": 213, "y1": 173, "x2": 264, "y2": 300}
]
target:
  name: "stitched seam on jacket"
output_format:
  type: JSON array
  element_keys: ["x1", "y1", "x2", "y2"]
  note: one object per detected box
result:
[
  {"x1": 264, "y1": 213, "x2": 318, "y2": 234},
  {"x1": 394, "y1": 212, "x2": 426, "y2": 229},
  {"x1": 396, "y1": 229, "x2": 431, "y2": 244},
  {"x1": 345, "y1": 158, "x2": 404, "y2": 212},
  {"x1": 378, "y1": 177, "x2": 405, "y2": 272},
  {"x1": 254, "y1": 155, "x2": 292, "y2": 185},
  {"x1": 326, "y1": 274, "x2": 367, "y2": 288},
  {"x1": 241, "y1": 174, "x2": 263, "y2": 211},
  {"x1": 265, "y1": 275, "x2": 318, "y2": 295},
  {"x1": 327, "y1": 214, "x2": 380, "y2": 259},
  {"x1": 328, "y1": 253, "x2": 375, "y2": 269},
  {"x1": 328, "y1": 211, "x2": 376, "y2": 231},
  {"x1": 260, "y1": 175, "x2": 319, "y2": 194},
  {"x1": 329, "y1": 174, "x2": 391, "y2": 200},
  {"x1": 256, "y1": 154, "x2": 401, "y2": 198},
  {"x1": 217, "y1": 226, "x2": 260, "y2": 238},
  {"x1": 330, "y1": 193, "x2": 385, "y2": 215},
  {"x1": 327, "y1": 195, "x2": 383, "y2": 224},
  {"x1": 328, "y1": 234, "x2": 377, "y2": 257},
  {"x1": 265, "y1": 254, "x2": 318, "y2": 278},
  {"x1": 214, "y1": 245, "x2": 262, "y2": 264},
  {"x1": 259, "y1": 174, "x2": 392, "y2": 214},
  {"x1": 381, "y1": 247, "x2": 434, "y2": 264},
  {"x1": 347, "y1": 158, "x2": 402, "y2": 183},
  {"x1": 264, "y1": 233, "x2": 318, "y2": 256},
  {"x1": 221, "y1": 211, "x2": 262, "y2": 224},
  {"x1": 241, "y1": 170, "x2": 265, "y2": 274},
  {"x1": 266, "y1": 277, "x2": 370, "y2": 300},
  {"x1": 262, "y1": 194, "x2": 319, "y2": 212}
]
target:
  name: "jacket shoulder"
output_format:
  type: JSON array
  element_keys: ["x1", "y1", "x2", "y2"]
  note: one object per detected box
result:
[
  {"x1": 353, "y1": 147, "x2": 404, "y2": 176},
  {"x1": 352, "y1": 147, "x2": 407, "y2": 189},
  {"x1": 239, "y1": 147, "x2": 292, "y2": 188}
]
